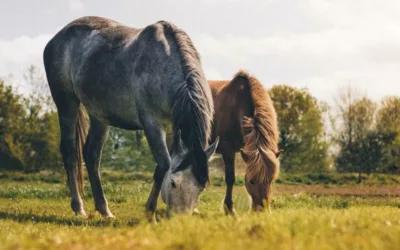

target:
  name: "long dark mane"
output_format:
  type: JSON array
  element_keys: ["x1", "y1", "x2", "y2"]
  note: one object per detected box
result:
[
  {"x1": 160, "y1": 22, "x2": 214, "y2": 184},
  {"x1": 236, "y1": 70, "x2": 280, "y2": 183}
]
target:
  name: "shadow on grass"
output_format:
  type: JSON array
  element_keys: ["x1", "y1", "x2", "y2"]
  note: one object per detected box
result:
[{"x1": 0, "y1": 210, "x2": 141, "y2": 228}]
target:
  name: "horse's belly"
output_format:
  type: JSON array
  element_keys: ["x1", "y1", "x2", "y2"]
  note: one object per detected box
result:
[
  {"x1": 87, "y1": 102, "x2": 143, "y2": 130},
  {"x1": 77, "y1": 86, "x2": 143, "y2": 130}
]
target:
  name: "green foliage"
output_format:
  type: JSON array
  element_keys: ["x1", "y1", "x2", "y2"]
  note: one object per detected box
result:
[
  {"x1": 0, "y1": 80, "x2": 26, "y2": 170},
  {"x1": 0, "y1": 66, "x2": 61, "y2": 172},
  {"x1": 376, "y1": 96, "x2": 400, "y2": 173},
  {"x1": 102, "y1": 128, "x2": 155, "y2": 171},
  {"x1": 269, "y1": 85, "x2": 329, "y2": 172},
  {"x1": 334, "y1": 89, "x2": 400, "y2": 176},
  {"x1": 376, "y1": 96, "x2": 400, "y2": 133},
  {"x1": 336, "y1": 131, "x2": 395, "y2": 174}
]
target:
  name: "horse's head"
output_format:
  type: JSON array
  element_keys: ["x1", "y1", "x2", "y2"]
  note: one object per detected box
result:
[
  {"x1": 161, "y1": 131, "x2": 218, "y2": 215},
  {"x1": 240, "y1": 148, "x2": 283, "y2": 212}
]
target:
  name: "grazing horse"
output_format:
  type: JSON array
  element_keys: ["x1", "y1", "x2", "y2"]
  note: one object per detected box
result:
[
  {"x1": 209, "y1": 70, "x2": 282, "y2": 214},
  {"x1": 43, "y1": 16, "x2": 218, "y2": 219}
]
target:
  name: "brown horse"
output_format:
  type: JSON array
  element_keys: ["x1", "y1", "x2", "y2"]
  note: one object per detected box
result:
[{"x1": 209, "y1": 70, "x2": 282, "y2": 214}]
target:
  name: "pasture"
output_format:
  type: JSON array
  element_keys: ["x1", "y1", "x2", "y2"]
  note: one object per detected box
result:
[
  {"x1": 1, "y1": 3, "x2": 400, "y2": 250},
  {"x1": 0, "y1": 170, "x2": 399, "y2": 250}
]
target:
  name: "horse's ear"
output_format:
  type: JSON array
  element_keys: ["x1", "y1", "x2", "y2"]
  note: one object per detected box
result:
[
  {"x1": 276, "y1": 149, "x2": 284, "y2": 158},
  {"x1": 240, "y1": 149, "x2": 250, "y2": 162},
  {"x1": 172, "y1": 130, "x2": 193, "y2": 172},
  {"x1": 205, "y1": 137, "x2": 219, "y2": 160}
]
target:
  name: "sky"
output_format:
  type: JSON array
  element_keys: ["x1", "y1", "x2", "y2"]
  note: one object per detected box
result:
[{"x1": 1, "y1": 0, "x2": 400, "y2": 104}]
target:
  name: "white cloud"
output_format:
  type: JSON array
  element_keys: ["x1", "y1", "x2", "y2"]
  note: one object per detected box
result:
[
  {"x1": 203, "y1": 0, "x2": 240, "y2": 5},
  {"x1": 1, "y1": 0, "x2": 400, "y2": 104},
  {"x1": 0, "y1": 34, "x2": 53, "y2": 77},
  {"x1": 202, "y1": 0, "x2": 277, "y2": 7},
  {"x1": 203, "y1": 67, "x2": 223, "y2": 80},
  {"x1": 68, "y1": 0, "x2": 85, "y2": 13},
  {"x1": 194, "y1": 0, "x2": 400, "y2": 103}
]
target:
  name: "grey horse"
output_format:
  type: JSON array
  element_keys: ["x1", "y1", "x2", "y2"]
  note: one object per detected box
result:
[{"x1": 43, "y1": 16, "x2": 218, "y2": 220}]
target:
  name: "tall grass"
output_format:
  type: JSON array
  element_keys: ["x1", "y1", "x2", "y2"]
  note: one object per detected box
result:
[{"x1": 0, "y1": 171, "x2": 399, "y2": 249}]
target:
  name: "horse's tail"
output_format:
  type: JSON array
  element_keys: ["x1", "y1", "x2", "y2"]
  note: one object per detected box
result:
[{"x1": 75, "y1": 104, "x2": 89, "y2": 195}]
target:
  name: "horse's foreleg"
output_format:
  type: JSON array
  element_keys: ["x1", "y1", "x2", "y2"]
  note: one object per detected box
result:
[
  {"x1": 84, "y1": 118, "x2": 113, "y2": 217},
  {"x1": 142, "y1": 121, "x2": 171, "y2": 222},
  {"x1": 223, "y1": 151, "x2": 236, "y2": 215}
]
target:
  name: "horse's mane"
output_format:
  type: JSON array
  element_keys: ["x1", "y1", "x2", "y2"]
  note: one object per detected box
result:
[
  {"x1": 235, "y1": 70, "x2": 280, "y2": 183},
  {"x1": 160, "y1": 21, "x2": 214, "y2": 185}
]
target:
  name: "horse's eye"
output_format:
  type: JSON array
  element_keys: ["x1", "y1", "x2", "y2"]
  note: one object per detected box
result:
[
  {"x1": 171, "y1": 180, "x2": 176, "y2": 188},
  {"x1": 250, "y1": 180, "x2": 255, "y2": 185}
]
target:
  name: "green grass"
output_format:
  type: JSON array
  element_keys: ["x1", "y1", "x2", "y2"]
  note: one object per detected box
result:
[
  {"x1": 2, "y1": 170, "x2": 399, "y2": 186},
  {"x1": 0, "y1": 171, "x2": 399, "y2": 249}
]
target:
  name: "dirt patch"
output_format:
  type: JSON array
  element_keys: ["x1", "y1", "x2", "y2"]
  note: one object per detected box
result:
[{"x1": 274, "y1": 185, "x2": 400, "y2": 197}]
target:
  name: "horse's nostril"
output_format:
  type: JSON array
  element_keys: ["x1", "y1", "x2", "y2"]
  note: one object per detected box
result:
[{"x1": 171, "y1": 180, "x2": 176, "y2": 188}]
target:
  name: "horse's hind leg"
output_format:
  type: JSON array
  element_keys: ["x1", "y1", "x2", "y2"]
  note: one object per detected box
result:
[
  {"x1": 57, "y1": 97, "x2": 87, "y2": 216},
  {"x1": 222, "y1": 151, "x2": 236, "y2": 215},
  {"x1": 83, "y1": 117, "x2": 113, "y2": 217}
]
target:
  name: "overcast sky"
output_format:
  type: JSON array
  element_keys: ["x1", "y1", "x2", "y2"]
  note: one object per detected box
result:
[{"x1": 1, "y1": 0, "x2": 400, "y2": 103}]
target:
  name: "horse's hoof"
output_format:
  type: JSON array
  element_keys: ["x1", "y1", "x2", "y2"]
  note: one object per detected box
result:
[
  {"x1": 146, "y1": 212, "x2": 157, "y2": 223},
  {"x1": 71, "y1": 199, "x2": 86, "y2": 217},
  {"x1": 193, "y1": 208, "x2": 201, "y2": 215},
  {"x1": 97, "y1": 210, "x2": 115, "y2": 218},
  {"x1": 224, "y1": 206, "x2": 237, "y2": 216},
  {"x1": 75, "y1": 210, "x2": 88, "y2": 218},
  {"x1": 96, "y1": 206, "x2": 115, "y2": 218},
  {"x1": 106, "y1": 213, "x2": 115, "y2": 219}
]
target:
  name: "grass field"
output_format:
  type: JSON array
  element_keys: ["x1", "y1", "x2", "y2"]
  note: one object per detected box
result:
[{"x1": 0, "y1": 170, "x2": 399, "y2": 249}]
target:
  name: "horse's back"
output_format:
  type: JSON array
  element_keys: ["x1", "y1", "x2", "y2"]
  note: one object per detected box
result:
[
  {"x1": 65, "y1": 16, "x2": 122, "y2": 31},
  {"x1": 44, "y1": 17, "x2": 131, "y2": 86},
  {"x1": 44, "y1": 16, "x2": 187, "y2": 130},
  {"x1": 44, "y1": 16, "x2": 140, "y2": 71},
  {"x1": 44, "y1": 16, "x2": 183, "y2": 87}
]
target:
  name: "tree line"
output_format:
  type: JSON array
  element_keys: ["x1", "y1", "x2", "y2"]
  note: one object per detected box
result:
[{"x1": 0, "y1": 66, "x2": 399, "y2": 176}]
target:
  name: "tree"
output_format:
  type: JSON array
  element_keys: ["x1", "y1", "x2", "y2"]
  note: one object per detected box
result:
[
  {"x1": 334, "y1": 86, "x2": 376, "y2": 147},
  {"x1": 269, "y1": 85, "x2": 329, "y2": 172},
  {"x1": 0, "y1": 66, "x2": 61, "y2": 171},
  {"x1": 336, "y1": 131, "x2": 394, "y2": 176},
  {"x1": 376, "y1": 96, "x2": 400, "y2": 133},
  {"x1": 0, "y1": 79, "x2": 27, "y2": 169},
  {"x1": 20, "y1": 66, "x2": 61, "y2": 171},
  {"x1": 333, "y1": 85, "x2": 379, "y2": 181},
  {"x1": 376, "y1": 96, "x2": 400, "y2": 173}
]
